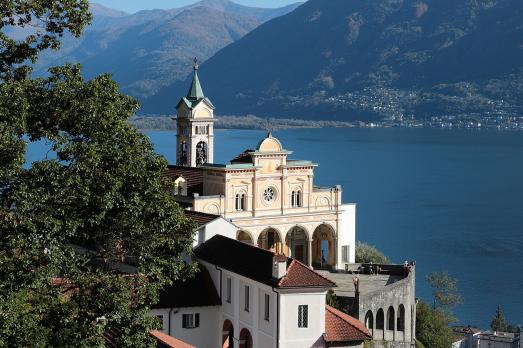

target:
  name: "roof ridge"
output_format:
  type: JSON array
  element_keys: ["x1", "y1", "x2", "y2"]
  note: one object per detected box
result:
[
  {"x1": 213, "y1": 235, "x2": 282, "y2": 256},
  {"x1": 292, "y1": 259, "x2": 337, "y2": 286},
  {"x1": 278, "y1": 259, "x2": 336, "y2": 288},
  {"x1": 185, "y1": 210, "x2": 220, "y2": 218},
  {"x1": 277, "y1": 259, "x2": 296, "y2": 287},
  {"x1": 326, "y1": 305, "x2": 371, "y2": 337}
]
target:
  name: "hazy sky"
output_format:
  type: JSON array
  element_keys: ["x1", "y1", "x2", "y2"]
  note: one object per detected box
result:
[{"x1": 92, "y1": 0, "x2": 301, "y2": 13}]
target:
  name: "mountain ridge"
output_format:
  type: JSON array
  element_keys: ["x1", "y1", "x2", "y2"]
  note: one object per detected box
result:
[
  {"x1": 141, "y1": 0, "x2": 523, "y2": 121},
  {"x1": 29, "y1": 0, "x2": 302, "y2": 98}
]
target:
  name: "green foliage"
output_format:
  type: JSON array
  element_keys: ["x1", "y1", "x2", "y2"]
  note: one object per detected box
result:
[
  {"x1": 491, "y1": 305, "x2": 508, "y2": 332},
  {"x1": 426, "y1": 271, "x2": 463, "y2": 309},
  {"x1": 326, "y1": 289, "x2": 340, "y2": 309},
  {"x1": 355, "y1": 241, "x2": 390, "y2": 264},
  {"x1": 490, "y1": 305, "x2": 520, "y2": 333},
  {"x1": 0, "y1": 2, "x2": 195, "y2": 346},
  {"x1": 415, "y1": 339, "x2": 426, "y2": 348},
  {"x1": 0, "y1": 0, "x2": 92, "y2": 80},
  {"x1": 416, "y1": 300, "x2": 455, "y2": 348}
]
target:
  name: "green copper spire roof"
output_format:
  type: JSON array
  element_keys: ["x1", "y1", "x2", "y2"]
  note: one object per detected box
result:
[{"x1": 187, "y1": 58, "x2": 204, "y2": 99}]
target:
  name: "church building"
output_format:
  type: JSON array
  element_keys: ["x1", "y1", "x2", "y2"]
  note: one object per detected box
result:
[
  {"x1": 155, "y1": 62, "x2": 417, "y2": 348},
  {"x1": 167, "y1": 62, "x2": 356, "y2": 270}
]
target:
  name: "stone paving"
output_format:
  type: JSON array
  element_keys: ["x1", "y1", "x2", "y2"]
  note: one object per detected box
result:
[{"x1": 315, "y1": 270, "x2": 405, "y2": 297}]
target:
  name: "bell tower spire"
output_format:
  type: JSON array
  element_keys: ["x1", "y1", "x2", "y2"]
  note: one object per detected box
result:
[
  {"x1": 187, "y1": 58, "x2": 205, "y2": 99},
  {"x1": 175, "y1": 58, "x2": 215, "y2": 167}
]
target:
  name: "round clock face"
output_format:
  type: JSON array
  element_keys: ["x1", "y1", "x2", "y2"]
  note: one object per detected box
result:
[{"x1": 263, "y1": 187, "x2": 276, "y2": 204}]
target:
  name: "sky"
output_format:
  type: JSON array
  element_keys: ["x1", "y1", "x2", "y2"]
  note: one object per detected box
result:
[{"x1": 92, "y1": 0, "x2": 301, "y2": 13}]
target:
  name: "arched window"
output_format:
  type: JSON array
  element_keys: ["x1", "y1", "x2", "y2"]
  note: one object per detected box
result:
[
  {"x1": 376, "y1": 308, "x2": 384, "y2": 330},
  {"x1": 387, "y1": 306, "x2": 395, "y2": 331},
  {"x1": 291, "y1": 190, "x2": 302, "y2": 208},
  {"x1": 365, "y1": 310, "x2": 374, "y2": 330},
  {"x1": 174, "y1": 177, "x2": 187, "y2": 196},
  {"x1": 235, "y1": 194, "x2": 246, "y2": 211},
  {"x1": 397, "y1": 304, "x2": 405, "y2": 332},
  {"x1": 239, "y1": 328, "x2": 252, "y2": 348}
]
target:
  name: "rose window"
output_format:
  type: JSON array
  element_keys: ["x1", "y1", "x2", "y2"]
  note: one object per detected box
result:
[{"x1": 263, "y1": 187, "x2": 275, "y2": 203}]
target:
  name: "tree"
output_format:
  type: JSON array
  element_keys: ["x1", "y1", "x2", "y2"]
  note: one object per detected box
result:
[
  {"x1": 426, "y1": 271, "x2": 462, "y2": 310},
  {"x1": 326, "y1": 289, "x2": 340, "y2": 309},
  {"x1": 1, "y1": 2, "x2": 195, "y2": 347},
  {"x1": 416, "y1": 300, "x2": 455, "y2": 348},
  {"x1": 355, "y1": 241, "x2": 390, "y2": 264},
  {"x1": 0, "y1": 0, "x2": 92, "y2": 80},
  {"x1": 490, "y1": 305, "x2": 510, "y2": 332}
]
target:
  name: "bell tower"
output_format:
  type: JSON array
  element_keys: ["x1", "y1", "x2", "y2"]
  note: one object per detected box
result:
[{"x1": 175, "y1": 58, "x2": 215, "y2": 167}]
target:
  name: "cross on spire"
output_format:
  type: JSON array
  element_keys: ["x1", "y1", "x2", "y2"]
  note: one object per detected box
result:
[
  {"x1": 264, "y1": 118, "x2": 276, "y2": 137},
  {"x1": 187, "y1": 57, "x2": 204, "y2": 99}
]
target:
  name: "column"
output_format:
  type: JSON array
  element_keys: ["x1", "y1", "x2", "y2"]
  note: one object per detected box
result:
[{"x1": 307, "y1": 240, "x2": 312, "y2": 268}]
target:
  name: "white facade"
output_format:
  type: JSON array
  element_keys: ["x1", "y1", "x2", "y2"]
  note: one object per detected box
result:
[
  {"x1": 193, "y1": 217, "x2": 238, "y2": 247},
  {"x1": 278, "y1": 291, "x2": 327, "y2": 348},
  {"x1": 149, "y1": 306, "x2": 220, "y2": 348},
  {"x1": 477, "y1": 332, "x2": 520, "y2": 348},
  {"x1": 193, "y1": 259, "x2": 330, "y2": 348},
  {"x1": 338, "y1": 203, "x2": 357, "y2": 266}
]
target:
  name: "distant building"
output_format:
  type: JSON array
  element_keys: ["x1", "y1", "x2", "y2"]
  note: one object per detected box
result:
[
  {"x1": 476, "y1": 331, "x2": 520, "y2": 348},
  {"x1": 452, "y1": 326, "x2": 482, "y2": 348}
]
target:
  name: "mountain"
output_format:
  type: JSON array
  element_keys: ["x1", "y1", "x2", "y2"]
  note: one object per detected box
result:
[
  {"x1": 30, "y1": 0, "x2": 302, "y2": 98},
  {"x1": 142, "y1": 0, "x2": 523, "y2": 120}
]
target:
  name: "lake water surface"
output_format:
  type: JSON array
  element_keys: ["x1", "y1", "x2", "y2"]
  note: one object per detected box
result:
[{"x1": 148, "y1": 128, "x2": 523, "y2": 328}]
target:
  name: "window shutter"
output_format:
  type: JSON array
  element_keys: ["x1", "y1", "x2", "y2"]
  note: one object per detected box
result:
[
  {"x1": 195, "y1": 313, "x2": 200, "y2": 328},
  {"x1": 182, "y1": 315, "x2": 187, "y2": 328}
]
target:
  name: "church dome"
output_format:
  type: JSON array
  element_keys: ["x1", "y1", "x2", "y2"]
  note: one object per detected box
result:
[{"x1": 256, "y1": 133, "x2": 283, "y2": 152}]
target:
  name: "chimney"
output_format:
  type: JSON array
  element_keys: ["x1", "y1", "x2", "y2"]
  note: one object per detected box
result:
[{"x1": 272, "y1": 254, "x2": 287, "y2": 279}]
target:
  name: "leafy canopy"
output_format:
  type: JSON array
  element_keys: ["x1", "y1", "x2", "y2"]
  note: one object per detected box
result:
[
  {"x1": 426, "y1": 271, "x2": 463, "y2": 310},
  {"x1": 416, "y1": 300, "x2": 455, "y2": 348},
  {"x1": 0, "y1": 0, "x2": 92, "y2": 80},
  {"x1": 355, "y1": 241, "x2": 390, "y2": 264},
  {"x1": 0, "y1": 1, "x2": 195, "y2": 347}
]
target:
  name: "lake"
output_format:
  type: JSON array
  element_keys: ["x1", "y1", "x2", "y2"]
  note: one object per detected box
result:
[{"x1": 147, "y1": 127, "x2": 523, "y2": 328}]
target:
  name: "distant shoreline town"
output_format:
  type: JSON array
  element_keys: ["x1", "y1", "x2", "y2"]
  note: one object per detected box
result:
[{"x1": 131, "y1": 114, "x2": 523, "y2": 131}]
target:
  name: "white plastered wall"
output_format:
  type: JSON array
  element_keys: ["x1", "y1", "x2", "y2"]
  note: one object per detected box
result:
[
  {"x1": 278, "y1": 291, "x2": 327, "y2": 348},
  {"x1": 337, "y1": 203, "x2": 356, "y2": 267}
]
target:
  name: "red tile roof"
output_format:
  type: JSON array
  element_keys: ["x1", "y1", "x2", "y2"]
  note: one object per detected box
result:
[
  {"x1": 165, "y1": 165, "x2": 203, "y2": 195},
  {"x1": 230, "y1": 149, "x2": 254, "y2": 164},
  {"x1": 194, "y1": 235, "x2": 336, "y2": 289},
  {"x1": 278, "y1": 259, "x2": 336, "y2": 288},
  {"x1": 324, "y1": 305, "x2": 372, "y2": 343},
  {"x1": 184, "y1": 210, "x2": 220, "y2": 227},
  {"x1": 150, "y1": 330, "x2": 195, "y2": 348}
]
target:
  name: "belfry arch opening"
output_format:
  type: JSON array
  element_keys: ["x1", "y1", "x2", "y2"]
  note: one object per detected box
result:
[{"x1": 196, "y1": 141, "x2": 207, "y2": 166}]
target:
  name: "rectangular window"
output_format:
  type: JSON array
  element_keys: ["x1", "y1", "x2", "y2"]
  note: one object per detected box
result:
[
  {"x1": 298, "y1": 305, "x2": 308, "y2": 328},
  {"x1": 226, "y1": 278, "x2": 231, "y2": 303},
  {"x1": 342, "y1": 245, "x2": 349, "y2": 263},
  {"x1": 264, "y1": 294, "x2": 270, "y2": 321},
  {"x1": 156, "y1": 315, "x2": 164, "y2": 330},
  {"x1": 244, "y1": 285, "x2": 250, "y2": 312},
  {"x1": 182, "y1": 313, "x2": 199, "y2": 329}
]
